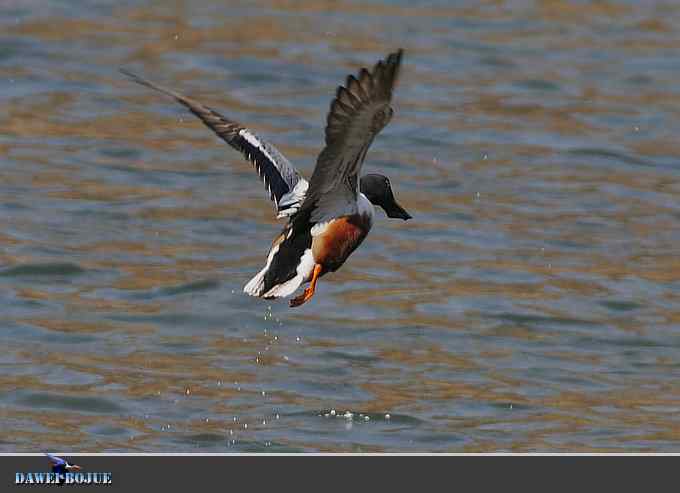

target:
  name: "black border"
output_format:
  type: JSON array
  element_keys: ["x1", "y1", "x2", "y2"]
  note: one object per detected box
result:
[{"x1": 2, "y1": 454, "x2": 678, "y2": 492}]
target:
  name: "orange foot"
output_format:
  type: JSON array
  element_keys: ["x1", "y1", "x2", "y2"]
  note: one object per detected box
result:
[{"x1": 289, "y1": 264, "x2": 322, "y2": 308}]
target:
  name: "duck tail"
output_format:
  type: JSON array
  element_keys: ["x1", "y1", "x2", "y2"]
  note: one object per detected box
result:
[
  {"x1": 243, "y1": 242, "x2": 281, "y2": 297},
  {"x1": 243, "y1": 267, "x2": 267, "y2": 296}
]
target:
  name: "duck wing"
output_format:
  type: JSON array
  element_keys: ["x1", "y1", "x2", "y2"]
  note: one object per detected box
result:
[
  {"x1": 298, "y1": 49, "x2": 403, "y2": 223},
  {"x1": 121, "y1": 69, "x2": 308, "y2": 218}
]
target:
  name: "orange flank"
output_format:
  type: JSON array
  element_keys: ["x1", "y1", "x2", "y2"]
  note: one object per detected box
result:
[{"x1": 312, "y1": 215, "x2": 370, "y2": 272}]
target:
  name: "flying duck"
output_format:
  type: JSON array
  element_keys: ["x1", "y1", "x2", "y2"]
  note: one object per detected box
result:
[{"x1": 122, "y1": 49, "x2": 410, "y2": 307}]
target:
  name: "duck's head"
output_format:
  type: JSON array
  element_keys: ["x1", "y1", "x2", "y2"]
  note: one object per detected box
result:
[{"x1": 360, "y1": 173, "x2": 411, "y2": 220}]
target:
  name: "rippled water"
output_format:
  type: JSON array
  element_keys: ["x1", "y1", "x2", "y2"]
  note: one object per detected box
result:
[{"x1": 2, "y1": 1, "x2": 680, "y2": 452}]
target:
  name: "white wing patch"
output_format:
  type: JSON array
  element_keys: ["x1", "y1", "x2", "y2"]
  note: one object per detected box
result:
[
  {"x1": 262, "y1": 248, "x2": 315, "y2": 298},
  {"x1": 239, "y1": 129, "x2": 277, "y2": 171},
  {"x1": 277, "y1": 179, "x2": 309, "y2": 218}
]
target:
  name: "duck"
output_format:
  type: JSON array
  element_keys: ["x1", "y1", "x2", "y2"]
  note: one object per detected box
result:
[{"x1": 122, "y1": 49, "x2": 410, "y2": 307}]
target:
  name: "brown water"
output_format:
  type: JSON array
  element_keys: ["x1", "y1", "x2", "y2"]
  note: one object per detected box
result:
[{"x1": 1, "y1": 0, "x2": 680, "y2": 452}]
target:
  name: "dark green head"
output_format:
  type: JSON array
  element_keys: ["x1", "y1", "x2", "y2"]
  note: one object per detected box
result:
[{"x1": 359, "y1": 173, "x2": 411, "y2": 220}]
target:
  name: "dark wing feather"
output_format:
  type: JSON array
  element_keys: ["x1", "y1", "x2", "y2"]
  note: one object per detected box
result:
[
  {"x1": 299, "y1": 49, "x2": 403, "y2": 221},
  {"x1": 121, "y1": 69, "x2": 307, "y2": 216}
]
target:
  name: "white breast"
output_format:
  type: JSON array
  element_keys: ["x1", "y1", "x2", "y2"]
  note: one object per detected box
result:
[
  {"x1": 358, "y1": 192, "x2": 375, "y2": 227},
  {"x1": 310, "y1": 192, "x2": 375, "y2": 238}
]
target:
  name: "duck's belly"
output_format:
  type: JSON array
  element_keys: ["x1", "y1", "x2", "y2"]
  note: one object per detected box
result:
[{"x1": 311, "y1": 214, "x2": 372, "y2": 273}]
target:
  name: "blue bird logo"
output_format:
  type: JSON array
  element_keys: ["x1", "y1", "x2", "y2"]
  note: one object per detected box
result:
[{"x1": 45, "y1": 453, "x2": 81, "y2": 474}]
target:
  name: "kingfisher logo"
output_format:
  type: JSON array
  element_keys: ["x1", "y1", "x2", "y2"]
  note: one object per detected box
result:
[{"x1": 14, "y1": 454, "x2": 112, "y2": 485}]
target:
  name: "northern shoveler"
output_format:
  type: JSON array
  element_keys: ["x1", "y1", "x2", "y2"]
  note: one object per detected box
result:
[{"x1": 122, "y1": 49, "x2": 410, "y2": 307}]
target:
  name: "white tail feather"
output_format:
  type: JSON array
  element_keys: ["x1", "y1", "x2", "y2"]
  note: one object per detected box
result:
[
  {"x1": 262, "y1": 249, "x2": 315, "y2": 298},
  {"x1": 243, "y1": 242, "x2": 281, "y2": 297}
]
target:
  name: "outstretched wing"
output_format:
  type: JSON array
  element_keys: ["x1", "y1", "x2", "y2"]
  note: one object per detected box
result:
[
  {"x1": 121, "y1": 69, "x2": 308, "y2": 218},
  {"x1": 299, "y1": 50, "x2": 403, "y2": 222},
  {"x1": 45, "y1": 453, "x2": 66, "y2": 467}
]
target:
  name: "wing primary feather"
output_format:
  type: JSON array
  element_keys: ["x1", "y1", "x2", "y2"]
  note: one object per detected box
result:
[
  {"x1": 297, "y1": 49, "x2": 404, "y2": 222},
  {"x1": 121, "y1": 68, "x2": 307, "y2": 215}
]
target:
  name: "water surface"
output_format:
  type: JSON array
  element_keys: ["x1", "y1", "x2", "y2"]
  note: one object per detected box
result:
[{"x1": 1, "y1": 0, "x2": 680, "y2": 452}]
